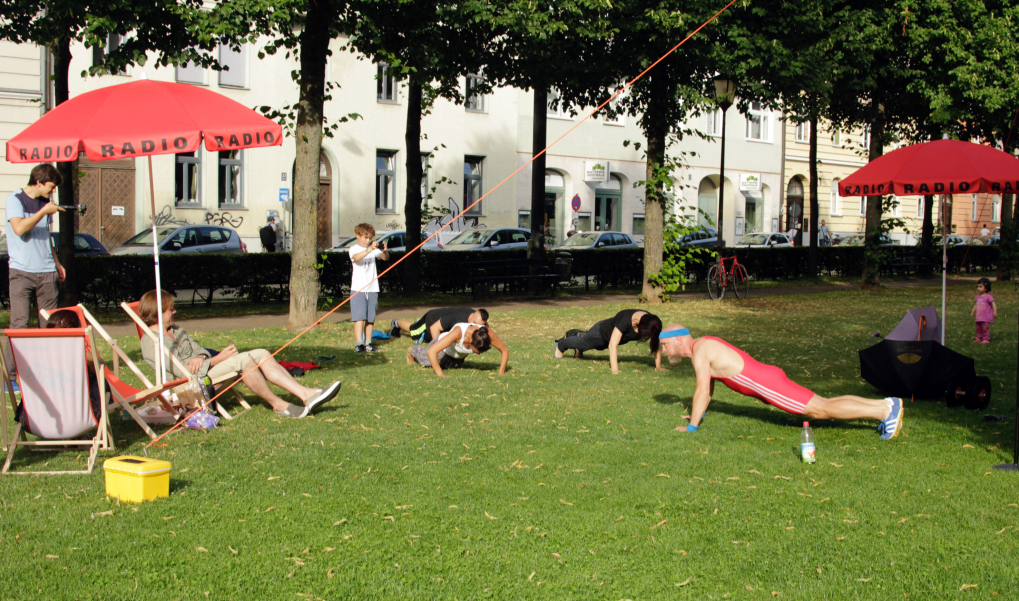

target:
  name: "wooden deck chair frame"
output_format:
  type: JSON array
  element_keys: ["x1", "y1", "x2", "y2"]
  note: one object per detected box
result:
[
  {"x1": 119, "y1": 301, "x2": 250, "y2": 420},
  {"x1": 0, "y1": 327, "x2": 111, "y2": 475},
  {"x1": 41, "y1": 306, "x2": 187, "y2": 440}
]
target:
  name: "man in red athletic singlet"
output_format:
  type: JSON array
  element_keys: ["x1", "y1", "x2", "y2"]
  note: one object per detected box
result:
[{"x1": 658, "y1": 324, "x2": 903, "y2": 439}]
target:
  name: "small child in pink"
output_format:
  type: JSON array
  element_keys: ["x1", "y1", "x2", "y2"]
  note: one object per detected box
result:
[{"x1": 971, "y1": 277, "x2": 997, "y2": 343}]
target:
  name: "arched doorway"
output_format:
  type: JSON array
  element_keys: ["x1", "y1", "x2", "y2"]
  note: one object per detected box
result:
[
  {"x1": 786, "y1": 177, "x2": 804, "y2": 245},
  {"x1": 291, "y1": 151, "x2": 333, "y2": 251},
  {"x1": 697, "y1": 178, "x2": 716, "y2": 229},
  {"x1": 594, "y1": 175, "x2": 622, "y2": 232}
]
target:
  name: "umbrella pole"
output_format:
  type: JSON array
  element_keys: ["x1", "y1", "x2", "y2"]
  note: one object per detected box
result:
[
  {"x1": 993, "y1": 308, "x2": 1019, "y2": 471},
  {"x1": 148, "y1": 155, "x2": 166, "y2": 387},
  {"x1": 941, "y1": 195, "x2": 947, "y2": 345}
]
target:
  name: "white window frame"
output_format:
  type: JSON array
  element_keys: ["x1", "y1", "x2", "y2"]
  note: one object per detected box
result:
[
  {"x1": 861, "y1": 125, "x2": 871, "y2": 152},
  {"x1": 175, "y1": 151, "x2": 202, "y2": 207},
  {"x1": 917, "y1": 195, "x2": 925, "y2": 219},
  {"x1": 832, "y1": 129, "x2": 842, "y2": 148},
  {"x1": 465, "y1": 73, "x2": 485, "y2": 113},
  {"x1": 972, "y1": 194, "x2": 979, "y2": 221},
  {"x1": 377, "y1": 63, "x2": 398, "y2": 103},
  {"x1": 603, "y1": 88, "x2": 627, "y2": 126},
  {"x1": 706, "y1": 108, "x2": 722, "y2": 136},
  {"x1": 464, "y1": 156, "x2": 484, "y2": 216},
  {"x1": 176, "y1": 58, "x2": 206, "y2": 85},
  {"x1": 547, "y1": 88, "x2": 572, "y2": 120},
  {"x1": 859, "y1": 195, "x2": 867, "y2": 217},
  {"x1": 992, "y1": 194, "x2": 1001, "y2": 222},
  {"x1": 890, "y1": 195, "x2": 899, "y2": 217},
  {"x1": 795, "y1": 121, "x2": 809, "y2": 143},
  {"x1": 376, "y1": 151, "x2": 397, "y2": 214},
  {"x1": 217, "y1": 150, "x2": 243, "y2": 209},
  {"x1": 420, "y1": 153, "x2": 430, "y2": 202},
  {"x1": 217, "y1": 43, "x2": 247, "y2": 89},
  {"x1": 745, "y1": 102, "x2": 771, "y2": 142},
  {"x1": 830, "y1": 179, "x2": 841, "y2": 216}
]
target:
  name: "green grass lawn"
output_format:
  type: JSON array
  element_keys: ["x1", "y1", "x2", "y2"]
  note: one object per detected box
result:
[{"x1": 1, "y1": 284, "x2": 1018, "y2": 599}]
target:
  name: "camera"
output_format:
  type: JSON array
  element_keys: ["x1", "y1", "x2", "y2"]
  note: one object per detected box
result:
[{"x1": 56, "y1": 204, "x2": 87, "y2": 217}]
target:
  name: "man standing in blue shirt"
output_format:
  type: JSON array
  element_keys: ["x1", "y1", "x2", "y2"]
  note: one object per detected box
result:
[{"x1": 4, "y1": 164, "x2": 65, "y2": 382}]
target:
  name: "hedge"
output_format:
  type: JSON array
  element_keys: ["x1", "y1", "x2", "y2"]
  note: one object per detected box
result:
[{"x1": 0, "y1": 245, "x2": 1001, "y2": 309}]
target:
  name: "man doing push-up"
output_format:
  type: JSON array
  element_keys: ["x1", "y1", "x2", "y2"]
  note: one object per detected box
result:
[{"x1": 658, "y1": 324, "x2": 903, "y2": 439}]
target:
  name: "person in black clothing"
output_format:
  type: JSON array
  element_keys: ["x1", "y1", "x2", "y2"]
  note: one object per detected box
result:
[
  {"x1": 260, "y1": 216, "x2": 278, "y2": 252},
  {"x1": 553, "y1": 309, "x2": 665, "y2": 374},
  {"x1": 390, "y1": 308, "x2": 489, "y2": 343}
]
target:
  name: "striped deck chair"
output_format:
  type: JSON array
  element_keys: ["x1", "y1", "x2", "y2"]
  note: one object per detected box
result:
[
  {"x1": 120, "y1": 301, "x2": 249, "y2": 420},
  {"x1": 1, "y1": 327, "x2": 109, "y2": 475}
]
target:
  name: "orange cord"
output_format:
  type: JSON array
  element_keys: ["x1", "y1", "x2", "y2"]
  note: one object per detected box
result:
[{"x1": 145, "y1": 0, "x2": 741, "y2": 447}]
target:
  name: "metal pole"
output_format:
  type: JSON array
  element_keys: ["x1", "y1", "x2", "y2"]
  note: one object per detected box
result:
[
  {"x1": 717, "y1": 106, "x2": 727, "y2": 256},
  {"x1": 941, "y1": 195, "x2": 947, "y2": 345},
  {"x1": 148, "y1": 155, "x2": 166, "y2": 386}
]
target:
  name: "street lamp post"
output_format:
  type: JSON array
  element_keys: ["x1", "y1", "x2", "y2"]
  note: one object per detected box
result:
[{"x1": 713, "y1": 75, "x2": 735, "y2": 256}]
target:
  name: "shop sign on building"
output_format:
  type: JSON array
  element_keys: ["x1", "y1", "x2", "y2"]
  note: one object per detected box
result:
[
  {"x1": 585, "y1": 160, "x2": 609, "y2": 182},
  {"x1": 739, "y1": 173, "x2": 761, "y2": 191}
]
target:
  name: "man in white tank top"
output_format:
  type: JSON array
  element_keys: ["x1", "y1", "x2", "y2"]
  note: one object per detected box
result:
[{"x1": 406, "y1": 322, "x2": 510, "y2": 377}]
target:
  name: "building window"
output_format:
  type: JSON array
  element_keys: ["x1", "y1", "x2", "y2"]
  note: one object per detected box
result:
[
  {"x1": 376, "y1": 151, "x2": 397, "y2": 213},
  {"x1": 705, "y1": 108, "x2": 722, "y2": 136},
  {"x1": 377, "y1": 63, "x2": 397, "y2": 102},
  {"x1": 465, "y1": 73, "x2": 485, "y2": 112},
  {"x1": 175, "y1": 152, "x2": 201, "y2": 207},
  {"x1": 92, "y1": 34, "x2": 128, "y2": 75},
  {"x1": 218, "y1": 43, "x2": 247, "y2": 88},
  {"x1": 745, "y1": 102, "x2": 771, "y2": 141},
  {"x1": 830, "y1": 179, "x2": 841, "y2": 216},
  {"x1": 547, "y1": 88, "x2": 572, "y2": 120},
  {"x1": 604, "y1": 89, "x2": 626, "y2": 126},
  {"x1": 464, "y1": 157, "x2": 483, "y2": 215},
  {"x1": 795, "y1": 121, "x2": 809, "y2": 142},
  {"x1": 832, "y1": 130, "x2": 842, "y2": 147},
  {"x1": 993, "y1": 194, "x2": 1001, "y2": 222},
  {"x1": 890, "y1": 196, "x2": 899, "y2": 217},
  {"x1": 861, "y1": 125, "x2": 871, "y2": 152},
  {"x1": 420, "y1": 153, "x2": 430, "y2": 202},
  {"x1": 632, "y1": 214, "x2": 645, "y2": 236},
  {"x1": 917, "y1": 195, "x2": 925, "y2": 218},
  {"x1": 518, "y1": 210, "x2": 531, "y2": 229},
  {"x1": 972, "y1": 194, "x2": 979, "y2": 221},
  {"x1": 859, "y1": 195, "x2": 867, "y2": 217},
  {"x1": 218, "y1": 150, "x2": 243, "y2": 208},
  {"x1": 176, "y1": 59, "x2": 205, "y2": 85}
]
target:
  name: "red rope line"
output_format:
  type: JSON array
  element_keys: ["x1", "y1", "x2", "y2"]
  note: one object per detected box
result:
[{"x1": 145, "y1": 0, "x2": 740, "y2": 447}]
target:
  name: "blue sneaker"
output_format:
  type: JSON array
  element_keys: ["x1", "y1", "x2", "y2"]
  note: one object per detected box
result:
[
  {"x1": 3, "y1": 381, "x2": 19, "y2": 395},
  {"x1": 879, "y1": 397, "x2": 903, "y2": 440}
]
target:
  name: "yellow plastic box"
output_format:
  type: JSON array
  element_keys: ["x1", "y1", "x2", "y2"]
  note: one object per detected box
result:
[{"x1": 103, "y1": 456, "x2": 171, "y2": 503}]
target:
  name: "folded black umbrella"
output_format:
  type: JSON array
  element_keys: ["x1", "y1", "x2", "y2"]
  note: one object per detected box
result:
[{"x1": 859, "y1": 339, "x2": 975, "y2": 399}]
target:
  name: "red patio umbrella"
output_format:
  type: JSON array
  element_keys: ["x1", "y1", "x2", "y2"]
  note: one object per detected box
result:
[
  {"x1": 5, "y1": 78, "x2": 282, "y2": 384},
  {"x1": 838, "y1": 139, "x2": 1019, "y2": 198}
]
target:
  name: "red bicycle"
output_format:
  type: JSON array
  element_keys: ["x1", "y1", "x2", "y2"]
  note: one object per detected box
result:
[{"x1": 707, "y1": 255, "x2": 750, "y2": 300}]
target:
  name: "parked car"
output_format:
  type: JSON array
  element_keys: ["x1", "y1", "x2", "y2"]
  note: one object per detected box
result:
[
  {"x1": 328, "y1": 230, "x2": 407, "y2": 253},
  {"x1": 735, "y1": 232, "x2": 794, "y2": 248},
  {"x1": 836, "y1": 233, "x2": 896, "y2": 247},
  {"x1": 678, "y1": 227, "x2": 720, "y2": 249},
  {"x1": 556, "y1": 231, "x2": 638, "y2": 250},
  {"x1": 113, "y1": 225, "x2": 246, "y2": 255},
  {"x1": 442, "y1": 228, "x2": 531, "y2": 251},
  {"x1": 50, "y1": 232, "x2": 109, "y2": 256}
]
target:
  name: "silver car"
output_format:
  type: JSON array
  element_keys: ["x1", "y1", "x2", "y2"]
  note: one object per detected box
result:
[
  {"x1": 557, "y1": 231, "x2": 638, "y2": 250},
  {"x1": 328, "y1": 230, "x2": 407, "y2": 253},
  {"x1": 442, "y1": 228, "x2": 530, "y2": 251},
  {"x1": 113, "y1": 225, "x2": 246, "y2": 255},
  {"x1": 735, "y1": 232, "x2": 794, "y2": 248}
]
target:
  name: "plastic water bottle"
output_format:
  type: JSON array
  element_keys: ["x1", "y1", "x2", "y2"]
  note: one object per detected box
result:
[{"x1": 800, "y1": 421, "x2": 816, "y2": 464}]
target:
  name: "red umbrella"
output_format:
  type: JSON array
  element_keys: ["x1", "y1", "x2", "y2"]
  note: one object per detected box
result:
[
  {"x1": 838, "y1": 139, "x2": 1019, "y2": 198},
  {"x1": 6, "y1": 79, "x2": 281, "y2": 163},
  {"x1": 5, "y1": 78, "x2": 282, "y2": 384}
]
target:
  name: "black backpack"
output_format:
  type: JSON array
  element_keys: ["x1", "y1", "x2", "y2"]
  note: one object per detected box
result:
[{"x1": 259, "y1": 224, "x2": 277, "y2": 249}]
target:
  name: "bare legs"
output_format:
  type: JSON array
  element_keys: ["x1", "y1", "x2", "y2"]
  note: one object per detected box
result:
[
  {"x1": 353, "y1": 321, "x2": 375, "y2": 346},
  {"x1": 803, "y1": 394, "x2": 891, "y2": 421},
  {"x1": 397, "y1": 319, "x2": 413, "y2": 333},
  {"x1": 231, "y1": 349, "x2": 318, "y2": 413}
]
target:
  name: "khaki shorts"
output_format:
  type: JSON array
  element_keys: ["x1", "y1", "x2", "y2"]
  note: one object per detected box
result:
[{"x1": 207, "y1": 349, "x2": 271, "y2": 379}]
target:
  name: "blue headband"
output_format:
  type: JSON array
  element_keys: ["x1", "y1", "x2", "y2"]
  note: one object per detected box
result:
[{"x1": 659, "y1": 328, "x2": 690, "y2": 339}]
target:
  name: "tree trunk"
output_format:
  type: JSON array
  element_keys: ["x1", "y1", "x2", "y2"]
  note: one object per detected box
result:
[
  {"x1": 921, "y1": 194, "x2": 934, "y2": 256},
  {"x1": 287, "y1": 3, "x2": 330, "y2": 331},
  {"x1": 861, "y1": 105, "x2": 886, "y2": 290},
  {"x1": 997, "y1": 192, "x2": 1014, "y2": 281},
  {"x1": 807, "y1": 113, "x2": 819, "y2": 276},
  {"x1": 403, "y1": 83, "x2": 423, "y2": 295},
  {"x1": 53, "y1": 37, "x2": 76, "y2": 307},
  {"x1": 641, "y1": 61, "x2": 668, "y2": 304},
  {"x1": 528, "y1": 87, "x2": 547, "y2": 294}
]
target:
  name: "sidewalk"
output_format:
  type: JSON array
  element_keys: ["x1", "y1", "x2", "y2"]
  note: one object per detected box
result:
[{"x1": 94, "y1": 276, "x2": 973, "y2": 337}]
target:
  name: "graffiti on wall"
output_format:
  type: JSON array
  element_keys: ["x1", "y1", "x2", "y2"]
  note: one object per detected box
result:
[
  {"x1": 425, "y1": 197, "x2": 485, "y2": 237},
  {"x1": 204, "y1": 212, "x2": 244, "y2": 228},
  {"x1": 154, "y1": 205, "x2": 191, "y2": 226}
]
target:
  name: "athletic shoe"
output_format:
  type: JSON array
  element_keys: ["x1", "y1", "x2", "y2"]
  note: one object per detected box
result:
[
  {"x1": 880, "y1": 397, "x2": 903, "y2": 440},
  {"x1": 355, "y1": 344, "x2": 367, "y2": 354},
  {"x1": 3, "y1": 381, "x2": 19, "y2": 394},
  {"x1": 390, "y1": 319, "x2": 401, "y2": 339},
  {"x1": 302, "y1": 381, "x2": 341, "y2": 417},
  {"x1": 274, "y1": 403, "x2": 306, "y2": 419},
  {"x1": 365, "y1": 343, "x2": 381, "y2": 353}
]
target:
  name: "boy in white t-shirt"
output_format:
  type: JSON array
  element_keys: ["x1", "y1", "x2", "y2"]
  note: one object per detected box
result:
[{"x1": 349, "y1": 223, "x2": 389, "y2": 353}]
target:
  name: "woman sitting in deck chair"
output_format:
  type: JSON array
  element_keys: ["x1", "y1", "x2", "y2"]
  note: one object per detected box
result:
[{"x1": 138, "y1": 290, "x2": 340, "y2": 419}]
